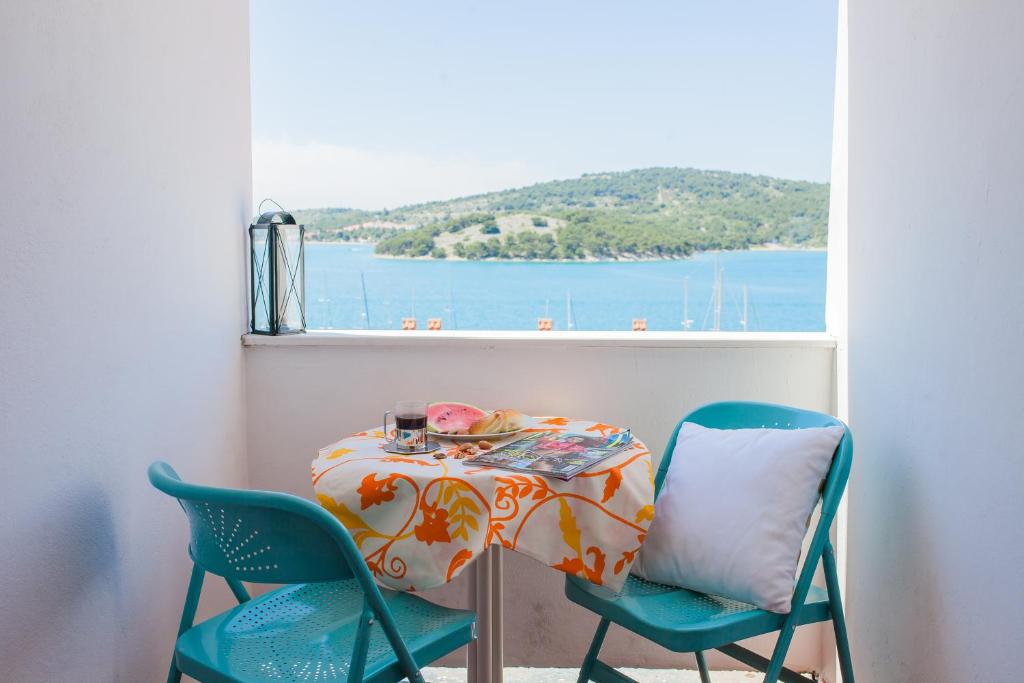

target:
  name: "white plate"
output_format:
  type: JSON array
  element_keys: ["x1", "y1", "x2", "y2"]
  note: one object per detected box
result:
[{"x1": 431, "y1": 428, "x2": 527, "y2": 442}]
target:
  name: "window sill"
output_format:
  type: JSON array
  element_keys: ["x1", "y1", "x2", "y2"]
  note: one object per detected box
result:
[{"x1": 242, "y1": 330, "x2": 836, "y2": 350}]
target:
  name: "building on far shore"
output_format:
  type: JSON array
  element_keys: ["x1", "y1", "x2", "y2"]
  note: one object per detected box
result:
[{"x1": 341, "y1": 220, "x2": 416, "y2": 232}]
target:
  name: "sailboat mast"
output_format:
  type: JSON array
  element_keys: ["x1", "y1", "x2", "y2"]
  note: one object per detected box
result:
[
  {"x1": 360, "y1": 271, "x2": 371, "y2": 329},
  {"x1": 566, "y1": 291, "x2": 574, "y2": 331},
  {"x1": 682, "y1": 276, "x2": 692, "y2": 330},
  {"x1": 449, "y1": 285, "x2": 458, "y2": 330},
  {"x1": 713, "y1": 261, "x2": 722, "y2": 332},
  {"x1": 741, "y1": 283, "x2": 749, "y2": 332}
]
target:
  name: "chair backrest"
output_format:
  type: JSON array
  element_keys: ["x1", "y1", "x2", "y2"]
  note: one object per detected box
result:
[
  {"x1": 149, "y1": 461, "x2": 362, "y2": 584},
  {"x1": 654, "y1": 401, "x2": 853, "y2": 611},
  {"x1": 656, "y1": 401, "x2": 852, "y2": 519}
]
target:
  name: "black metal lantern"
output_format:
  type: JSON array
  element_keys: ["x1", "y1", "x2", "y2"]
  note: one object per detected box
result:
[{"x1": 249, "y1": 200, "x2": 305, "y2": 335}]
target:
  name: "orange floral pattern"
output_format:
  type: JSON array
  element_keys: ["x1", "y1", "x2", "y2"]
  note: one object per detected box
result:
[
  {"x1": 414, "y1": 502, "x2": 451, "y2": 545},
  {"x1": 312, "y1": 416, "x2": 654, "y2": 591},
  {"x1": 358, "y1": 473, "x2": 400, "y2": 509}
]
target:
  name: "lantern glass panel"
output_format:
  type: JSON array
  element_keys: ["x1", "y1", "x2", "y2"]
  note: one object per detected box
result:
[
  {"x1": 274, "y1": 224, "x2": 305, "y2": 333},
  {"x1": 250, "y1": 225, "x2": 272, "y2": 333}
]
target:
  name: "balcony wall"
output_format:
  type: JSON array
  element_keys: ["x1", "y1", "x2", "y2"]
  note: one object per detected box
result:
[
  {"x1": 845, "y1": 1, "x2": 1024, "y2": 681},
  {"x1": 244, "y1": 332, "x2": 836, "y2": 673},
  {"x1": 0, "y1": 0, "x2": 252, "y2": 681}
]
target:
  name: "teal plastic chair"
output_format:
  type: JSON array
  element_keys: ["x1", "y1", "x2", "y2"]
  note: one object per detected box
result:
[
  {"x1": 565, "y1": 402, "x2": 854, "y2": 683},
  {"x1": 149, "y1": 462, "x2": 476, "y2": 683}
]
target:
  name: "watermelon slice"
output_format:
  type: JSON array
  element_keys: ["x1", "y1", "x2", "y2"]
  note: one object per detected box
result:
[{"x1": 427, "y1": 402, "x2": 487, "y2": 434}]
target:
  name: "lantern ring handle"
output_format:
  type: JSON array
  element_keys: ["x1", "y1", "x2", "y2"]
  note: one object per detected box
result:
[{"x1": 258, "y1": 198, "x2": 288, "y2": 215}]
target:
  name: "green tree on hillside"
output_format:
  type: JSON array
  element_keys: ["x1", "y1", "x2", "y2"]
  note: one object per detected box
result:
[{"x1": 329, "y1": 167, "x2": 828, "y2": 259}]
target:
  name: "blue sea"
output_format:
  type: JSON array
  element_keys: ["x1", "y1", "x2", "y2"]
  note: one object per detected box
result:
[{"x1": 305, "y1": 243, "x2": 826, "y2": 332}]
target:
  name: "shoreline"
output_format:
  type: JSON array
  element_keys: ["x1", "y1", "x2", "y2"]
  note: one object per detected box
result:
[{"x1": 305, "y1": 240, "x2": 826, "y2": 263}]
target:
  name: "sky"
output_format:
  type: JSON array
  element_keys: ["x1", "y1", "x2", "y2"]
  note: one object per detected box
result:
[{"x1": 251, "y1": 1, "x2": 837, "y2": 210}]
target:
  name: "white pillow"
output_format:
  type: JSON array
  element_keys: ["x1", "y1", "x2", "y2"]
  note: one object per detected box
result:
[{"x1": 632, "y1": 422, "x2": 843, "y2": 613}]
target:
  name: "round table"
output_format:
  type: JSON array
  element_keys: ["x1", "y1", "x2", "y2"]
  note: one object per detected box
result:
[
  {"x1": 312, "y1": 415, "x2": 654, "y2": 592},
  {"x1": 311, "y1": 415, "x2": 655, "y2": 683}
]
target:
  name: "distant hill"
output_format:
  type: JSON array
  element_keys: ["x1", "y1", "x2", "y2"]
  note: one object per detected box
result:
[{"x1": 292, "y1": 167, "x2": 829, "y2": 260}]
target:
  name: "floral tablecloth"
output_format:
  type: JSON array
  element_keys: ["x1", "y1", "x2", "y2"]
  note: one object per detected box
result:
[{"x1": 311, "y1": 416, "x2": 655, "y2": 592}]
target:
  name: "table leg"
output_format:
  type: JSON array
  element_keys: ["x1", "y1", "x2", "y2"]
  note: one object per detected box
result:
[
  {"x1": 467, "y1": 557, "x2": 478, "y2": 683},
  {"x1": 490, "y1": 544, "x2": 503, "y2": 683},
  {"x1": 466, "y1": 546, "x2": 504, "y2": 683},
  {"x1": 468, "y1": 549, "x2": 492, "y2": 683}
]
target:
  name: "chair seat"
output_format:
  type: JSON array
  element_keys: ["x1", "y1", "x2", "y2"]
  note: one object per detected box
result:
[
  {"x1": 176, "y1": 579, "x2": 475, "y2": 683},
  {"x1": 565, "y1": 574, "x2": 831, "y2": 653}
]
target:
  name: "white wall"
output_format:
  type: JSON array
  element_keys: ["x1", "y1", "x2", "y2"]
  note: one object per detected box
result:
[
  {"x1": 821, "y1": 2, "x2": 848, "y2": 680},
  {"x1": 846, "y1": 2, "x2": 1024, "y2": 681},
  {"x1": 0, "y1": 1, "x2": 252, "y2": 681},
  {"x1": 244, "y1": 334, "x2": 835, "y2": 672}
]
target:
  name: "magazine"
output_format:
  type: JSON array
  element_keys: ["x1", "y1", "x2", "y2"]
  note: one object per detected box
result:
[{"x1": 466, "y1": 429, "x2": 633, "y2": 480}]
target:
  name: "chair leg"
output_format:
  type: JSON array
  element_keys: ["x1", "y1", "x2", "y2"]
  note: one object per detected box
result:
[
  {"x1": 823, "y1": 542, "x2": 855, "y2": 683},
  {"x1": 347, "y1": 600, "x2": 374, "y2": 683},
  {"x1": 763, "y1": 621, "x2": 798, "y2": 683},
  {"x1": 168, "y1": 563, "x2": 205, "y2": 683},
  {"x1": 578, "y1": 618, "x2": 611, "y2": 683},
  {"x1": 166, "y1": 654, "x2": 181, "y2": 683},
  {"x1": 695, "y1": 650, "x2": 712, "y2": 683},
  {"x1": 718, "y1": 644, "x2": 816, "y2": 683},
  {"x1": 225, "y1": 577, "x2": 250, "y2": 603}
]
